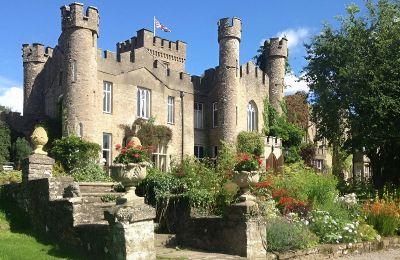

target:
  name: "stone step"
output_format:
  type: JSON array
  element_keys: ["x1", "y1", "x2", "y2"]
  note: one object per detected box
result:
[
  {"x1": 155, "y1": 234, "x2": 177, "y2": 248},
  {"x1": 78, "y1": 182, "x2": 120, "y2": 194},
  {"x1": 81, "y1": 192, "x2": 124, "y2": 197},
  {"x1": 73, "y1": 201, "x2": 116, "y2": 226},
  {"x1": 81, "y1": 196, "x2": 120, "y2": 204}
]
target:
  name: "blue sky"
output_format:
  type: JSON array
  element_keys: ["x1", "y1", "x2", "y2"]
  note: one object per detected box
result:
[{"x1": 0, "y1": 0, "x2": 366, "y2": 112}]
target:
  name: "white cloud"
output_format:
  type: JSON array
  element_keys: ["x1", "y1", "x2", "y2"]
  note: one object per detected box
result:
[
  {"x1": 277, "y1": 27, "x2": 310, "y2": 49},
  {"x1": 284, "y1": 72, "x2": 309, "y2": 95},
  {"x1": 0, "y1": 87, "x2": 23, "y2": 113}
]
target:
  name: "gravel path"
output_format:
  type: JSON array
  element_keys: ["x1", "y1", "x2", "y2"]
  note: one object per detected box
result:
[{"x1": 335, "y1": 248, "x2": 400, "y2": 259}]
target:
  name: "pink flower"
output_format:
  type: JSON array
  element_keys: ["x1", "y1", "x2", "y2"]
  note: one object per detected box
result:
[
  {"x1": 115, "y1": 144, "x2": 121, "y2": 150},
  {"x1": 133, "y1": 153, "x2": 140, "y2": 158}
]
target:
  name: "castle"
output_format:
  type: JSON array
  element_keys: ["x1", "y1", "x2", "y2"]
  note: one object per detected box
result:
[{"x1": 19, "y1": 3, "x2": 286, "y2": 169}]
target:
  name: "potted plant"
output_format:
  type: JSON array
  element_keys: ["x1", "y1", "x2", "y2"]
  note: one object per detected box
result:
[
  {"x1": 110, "y1": 137, "x2": 152, "y2": 204},
  {"x1": 232, "y1": 153, "x2": 263, "y2": 201}
]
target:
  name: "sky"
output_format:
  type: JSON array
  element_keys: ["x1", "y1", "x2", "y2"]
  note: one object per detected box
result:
[{"x1": 0, "y1": 0, "x2": 367, "y2": 113}]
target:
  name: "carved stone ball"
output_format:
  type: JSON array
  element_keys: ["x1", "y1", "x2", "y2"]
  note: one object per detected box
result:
[{"x1": 31, "y1": 127, "x2": 49, "y2": 155}]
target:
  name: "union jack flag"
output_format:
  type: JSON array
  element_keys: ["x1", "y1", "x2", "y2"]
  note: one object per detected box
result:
[{"x1": 154, "y1": 18, "x2": 171, "y2": 32}]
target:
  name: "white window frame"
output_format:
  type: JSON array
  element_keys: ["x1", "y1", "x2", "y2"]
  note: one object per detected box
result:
[
  {"x1": 247, "y1": 102, "x2": 257, "y2": 131},
  {"x1": 103, "y1": 81, "x2": 112, "y2": 113},
  {"x1": 194, "y1": 145, "x2": 205, "y2": 159},
  {"x1": 137, "y1": 87, "x2": 151, "y2": 119},
  {"x1": 167, "y1": 96, "x2": 175, "y2": 124},
  {"x1": 194, "y1": 102, "x2": 203, "y2": 129},
  {"x1": 152, "y1": 144, "x2": 168, "y2": 171},
  {"x1": 102, "y1": 133, "x2": 112, "y2": 166},
  {"x1": 212, "y1": 102, "x2": 218, "y2": 128}
]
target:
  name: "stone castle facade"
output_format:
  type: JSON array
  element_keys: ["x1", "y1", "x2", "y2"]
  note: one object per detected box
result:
[{"x1": 21, "y1": 3, "x2": 287, "y2": 168}]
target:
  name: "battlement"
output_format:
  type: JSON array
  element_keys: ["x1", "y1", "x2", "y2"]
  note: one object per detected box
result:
[
  {"x1": 117, "y1": 29, "x2": 186, "y2": 57},
  {"x1": 61, "y1": 3, "x2": 99, "y2": 34},
  {"x1": 264, "y1": 37, "x2": 288, "y2": 58},
  {"x1": 265, "y1": 136, "x2": 282, "y2": 147},
  {"x1": 239, "y1": 62, "x2": 266, "y2": 84},
  {"x1": 22, "y1": 43, "x2": 53, "y2": 63},
  {"x1": 218, "y1": 17, "x2": 242, "y2": 42}
]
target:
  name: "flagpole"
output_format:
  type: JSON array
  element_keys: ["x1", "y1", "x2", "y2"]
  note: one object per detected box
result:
[{"x1": 153, "y1": 16, "x2": 156, "y2": 37}]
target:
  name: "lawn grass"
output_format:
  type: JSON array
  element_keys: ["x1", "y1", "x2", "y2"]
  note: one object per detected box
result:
[{"x1": 0, "y1": 185, "x2": 83, "y2": 260}]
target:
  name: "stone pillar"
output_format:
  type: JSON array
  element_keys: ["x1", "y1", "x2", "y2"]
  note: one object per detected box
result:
[
  {"x1": 22, "y1": 154, "x2": 54, "y2": 184},
  {"x1": 225, "y1": 201, "x2": 267, "y2": 259},
  {"x1": 105, "y1": 203, "x2": 156, "y2": 260}
]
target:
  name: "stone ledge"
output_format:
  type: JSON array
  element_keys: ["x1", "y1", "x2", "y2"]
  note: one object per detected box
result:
[{"x1": 271, "y1": 236, "x2": 400, "y2": 259}]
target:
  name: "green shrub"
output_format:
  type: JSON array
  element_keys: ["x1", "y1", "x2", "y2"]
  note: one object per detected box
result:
[
  {"x1": 236, "y1": 131, "x2": 264, "y2": 156},
  {"x1": 137, "y1": 167, "x2": 182, "y2": 206},
  {"x1": 266, "y1": 217, "x2": 318, "y2": 252},
  {"x1": 49, "y1": 135, "x2": 101, "y2": 173},
  {"x1": 10, "y1": 137, "x2": 32, "y2": 169},
  {"x1": 357, "y1": 223, "x2": 381, "y2": 241},
  {"x1": 0, "y1": 171, "x2": 21, "y2": 185},
  {"x1": 70, "y1": 162, "x2": 112, "y2": 182},
  {"x1": 138, "y1": 156, "x2": 236, "y2": 215},
  {"x1": 272, "y1": 162, "x2": 338, "y2": 207},
  {"x1": 0, "y1": 121, "x2": 11, "y2": 165}
]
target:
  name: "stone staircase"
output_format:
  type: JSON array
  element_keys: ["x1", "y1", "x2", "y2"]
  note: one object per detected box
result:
[{"x1": 73, "y1": 182, "x2": 125, "y2": 225}]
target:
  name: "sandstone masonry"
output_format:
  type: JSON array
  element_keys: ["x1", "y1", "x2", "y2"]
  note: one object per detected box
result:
[{"x1": 19, "y1": 3, "x2": 287, "y2": 165}]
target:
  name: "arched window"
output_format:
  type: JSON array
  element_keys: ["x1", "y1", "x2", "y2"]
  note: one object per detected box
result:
[{"x1": 247, "y1": 102, "x2": 257, "y2": 131}]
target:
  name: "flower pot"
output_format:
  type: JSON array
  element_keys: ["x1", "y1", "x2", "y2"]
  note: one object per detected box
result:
[
  {"x1": 110, "y1": 162, "x2": 149, "y2": 204},
  {"x1": 232, "y1": 170, "x2": 260, "y2": 202}
]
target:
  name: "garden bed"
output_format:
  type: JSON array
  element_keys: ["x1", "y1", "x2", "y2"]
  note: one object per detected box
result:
[{"x1": 266, "y1": 236, "x2": 400, "y2": 259}]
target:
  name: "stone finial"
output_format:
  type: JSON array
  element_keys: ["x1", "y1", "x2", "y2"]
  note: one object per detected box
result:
[
  {"x1": 31, "y1": 127, "x2": 49, "y2": 155},
  {"x1": 126, "y1": 136, "x2": 142, "y2": 147}
]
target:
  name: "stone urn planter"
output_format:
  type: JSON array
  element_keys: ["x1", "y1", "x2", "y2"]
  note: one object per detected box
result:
[
  {"x1": 232, "y1": 171, "x2": 260, "y2": 202},
  {"x1": 110, "y1": 162, "x2": 149, "y2": 204}
]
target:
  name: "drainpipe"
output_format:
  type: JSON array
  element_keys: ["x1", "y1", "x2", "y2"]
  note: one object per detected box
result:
[{"x1": 180, "y1": 91, "x2": 184, "y2": 162}]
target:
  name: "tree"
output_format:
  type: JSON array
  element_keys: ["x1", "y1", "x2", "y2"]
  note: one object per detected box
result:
[
  {"x1": 0, "y1": 121, "x2": 11, "y2": 165},
  {"x1": 303, "y1": 0, "x2": 400, "y2": 187},
  {"x1": 285, "y1": 91, "x2": 309, "y2": 130},
  {"x1": 10, "y1": 137, "x2": 32, "y2": 169}
]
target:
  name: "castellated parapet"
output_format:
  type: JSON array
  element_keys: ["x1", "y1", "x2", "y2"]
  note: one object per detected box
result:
[
  {"x1": 22, "y1": 43, "x2": 53, "y2": 63},
  {"x1": 116, "y1": 29, "x2": 187, "y2": 71},
  {"x1": 61, "y1": 3, "x2": 99, "y2": 34},
  {"x1": 218, "y1": 17, "x2": 242, "y2": 42},
  {"x1": 264, "y1": 37, "x2": 288, "y2": 114}
]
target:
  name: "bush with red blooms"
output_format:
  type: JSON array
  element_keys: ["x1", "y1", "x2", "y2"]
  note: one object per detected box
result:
[
  {"x1": 234, "y1": 153, "x2": 263, "y2": 172},
  {"x1": 113, "y1": 141, "x2": 152, "y2": 164},
  {"x1": 271, "y1": 188, "x2": 311, "y2": 217}
]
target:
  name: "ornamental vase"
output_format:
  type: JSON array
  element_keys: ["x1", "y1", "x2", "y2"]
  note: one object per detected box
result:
[
  {"x1": 110, "y1": 162, "x2": 148, "y2": 204},
  {"x1": 232, "y1": 170, "x2": 260, "y2": 202}
]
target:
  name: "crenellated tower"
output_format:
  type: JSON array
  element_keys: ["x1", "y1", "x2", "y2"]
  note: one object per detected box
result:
[
  {"x1": 217, "y1": 17, "x2": 242, "y2": 143},
  {"x1": 59, "y1": 3, "x2": 100, "y2": 142},
  {"x1": 264, "y1": 37, "x2": 287, "y2": 114},
  {"x1": 22, "y1": 43, "x2": 52, "y2": 118}
]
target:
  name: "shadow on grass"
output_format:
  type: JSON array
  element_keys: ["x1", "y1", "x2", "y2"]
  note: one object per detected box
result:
[{"x1": 0, "y1": 184, "x2": 86, "y2": 260}]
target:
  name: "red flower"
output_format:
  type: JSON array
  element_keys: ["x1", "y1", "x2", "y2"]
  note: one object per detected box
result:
[
  {"x1": 256, "y1": 157, "x2": 263, "y2": 166},
  {"x1": 121, "y1": 148, "x2": 127, "y2": 155},
  {"x1": 127, "y1": 141, "x2": 134, "y2": 148},
  {"x1": 115, "y1": 144, "x2": 121, "y2": 150},
  {"x1": 272, "y1": 188, "x2": 288, "y2": 199},
  {"x1": 254, "y1": 180, "x2": 272, "y2": 189},
  {"x1": 133, "y1": 153, "x2": 140, "y2": 158}
]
